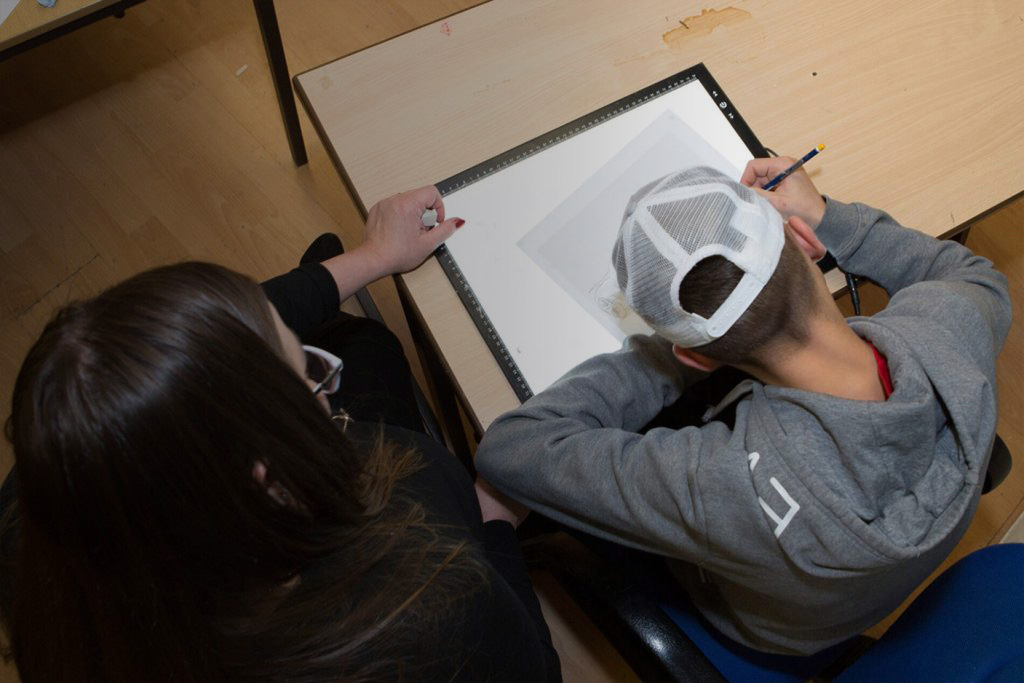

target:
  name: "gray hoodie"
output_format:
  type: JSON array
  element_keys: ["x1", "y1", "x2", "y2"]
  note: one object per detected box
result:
[{"x1": 474, "y1": 199, "x2": 1012, "y2": 655}]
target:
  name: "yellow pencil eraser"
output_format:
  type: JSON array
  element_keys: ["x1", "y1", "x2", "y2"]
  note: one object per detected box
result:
[{"x1": 817, "y1": 144, "x2": 826, "y2": 151}]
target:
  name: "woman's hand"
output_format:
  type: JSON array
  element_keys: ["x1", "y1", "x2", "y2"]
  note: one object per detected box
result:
[
  {"x1": 320, "y1": 186, "x2": 465, "y2": 301},
  {"x1": 741, "y1": 157, "x2": 826, "y2": 231},
  {"x1": 363, "y1": 186, "x2": 464, "y2": 276},
  {"x1": 474, "y1": 477, "x2": 529, "y2": 528}
]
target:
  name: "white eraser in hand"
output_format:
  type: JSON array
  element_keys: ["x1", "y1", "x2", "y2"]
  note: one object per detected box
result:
[{"x1": 421, "y1": 208, "x2": 438, "y2": 228}]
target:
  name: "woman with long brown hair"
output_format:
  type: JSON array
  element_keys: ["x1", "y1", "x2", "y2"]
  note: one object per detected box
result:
[{"x1": 1, "y1": 187, "x2": 559, "y2": 681}]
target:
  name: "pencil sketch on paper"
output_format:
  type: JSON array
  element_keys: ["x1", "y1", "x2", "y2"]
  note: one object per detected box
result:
[
  {"x1": 518, "y1": 110, "x2": 739, "y2": 341},
  {"x1": 589, "y1": 267, "x2": 631, "y2": 320}
]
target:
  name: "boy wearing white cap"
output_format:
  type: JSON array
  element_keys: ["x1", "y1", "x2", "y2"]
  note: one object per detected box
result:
[{"x1": 475, "y1": 159, "x2": 1011, "y2": 655}]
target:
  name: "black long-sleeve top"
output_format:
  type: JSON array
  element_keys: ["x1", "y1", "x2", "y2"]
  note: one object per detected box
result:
[{"x1": 262, "y1": 264, "x2": 561, "y2": 681}]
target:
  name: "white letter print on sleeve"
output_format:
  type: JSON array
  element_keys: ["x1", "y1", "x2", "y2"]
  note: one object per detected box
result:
[{"x1": 747, "y1": 452, "x2": 800, "y2": 538}]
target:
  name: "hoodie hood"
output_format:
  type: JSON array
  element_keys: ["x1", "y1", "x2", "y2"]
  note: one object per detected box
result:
[{"x1": 749, "y1": 316, "x2": 994, "y2": 563}]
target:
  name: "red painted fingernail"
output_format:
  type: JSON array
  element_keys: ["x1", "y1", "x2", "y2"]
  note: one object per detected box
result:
[{"x1": 455, "y1": 218, "x2": 465, "y2": 228}]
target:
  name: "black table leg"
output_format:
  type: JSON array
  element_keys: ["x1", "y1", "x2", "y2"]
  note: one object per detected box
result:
[
  {"x1": 395, "y1": 277, "x2": 475, "y2": 473},
  {"x1": 253, "y1": 0, "x2": 307, "y2": 166}
]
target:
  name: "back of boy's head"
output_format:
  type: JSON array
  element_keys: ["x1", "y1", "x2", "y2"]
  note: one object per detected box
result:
[{"x1": 612, "y1": 166, "x2": 817, "y2": 365}]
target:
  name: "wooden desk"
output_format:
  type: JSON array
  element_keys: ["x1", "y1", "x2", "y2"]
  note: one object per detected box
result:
[
  {"x1": 296, "y1": 0, "x2": 1024, "y2": 433},
  {"x1": 0, "y1": 0, "x2": 142, "y2": 56}
]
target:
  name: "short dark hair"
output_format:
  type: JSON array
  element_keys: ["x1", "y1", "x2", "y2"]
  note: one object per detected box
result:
[
  {"x1": 4, "y1": 262, "x2": 485, "y2": 680},
  {"x1": 679, "y1": 232, "x2": 818, "y2": 364}
]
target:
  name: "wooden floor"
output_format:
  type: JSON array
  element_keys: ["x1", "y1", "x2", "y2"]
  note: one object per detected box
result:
[{"x1": 0, "y1": 1, "x2": 1020, "y2": 680}]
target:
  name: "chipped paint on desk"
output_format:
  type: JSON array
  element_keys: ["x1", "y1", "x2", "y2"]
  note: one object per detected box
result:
[{"x1": 662, "y1": 6, "x2": 751, "y2": 47}]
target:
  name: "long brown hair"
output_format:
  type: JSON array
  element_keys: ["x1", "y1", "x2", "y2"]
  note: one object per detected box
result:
[{"x1": 3, "y1": 262, "x2": 485, "y2": 681}]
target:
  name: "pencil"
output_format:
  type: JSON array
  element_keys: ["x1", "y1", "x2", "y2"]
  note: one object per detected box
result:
[{"x1": 762, "y1": 144, "x2": 825, "y2": 191}]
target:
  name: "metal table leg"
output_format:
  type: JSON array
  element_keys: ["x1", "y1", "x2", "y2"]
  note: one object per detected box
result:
[{"x1": 253, "y1": 0, "x2": 307, "y2": 166}]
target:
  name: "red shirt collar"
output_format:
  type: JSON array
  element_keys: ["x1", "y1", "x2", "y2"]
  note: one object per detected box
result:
[{"x1": 865, "y1": 341, "x2": 894, "y2": 399}]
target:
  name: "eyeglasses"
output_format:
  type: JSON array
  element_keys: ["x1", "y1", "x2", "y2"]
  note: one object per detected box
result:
[{"x1": 302, "y1": 345, "x2": 343, "y2": 396}]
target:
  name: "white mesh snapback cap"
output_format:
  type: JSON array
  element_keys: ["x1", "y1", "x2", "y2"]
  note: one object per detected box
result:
[{"x1": 612, "y1": 166, "x2": 784, "y2": 348}]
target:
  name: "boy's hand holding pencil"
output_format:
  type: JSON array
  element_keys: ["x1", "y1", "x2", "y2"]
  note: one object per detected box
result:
[{"x1": 741, "y1": 148, "x2": 827, "y2": 231}]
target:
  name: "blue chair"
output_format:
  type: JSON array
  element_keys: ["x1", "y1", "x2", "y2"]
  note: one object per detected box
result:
[
  {"x1": 836, "y1": 543, "x2": 1024, "y2": 682},
  {"x1": 660, "y1": 598, "x2": 859, "y2": 682}
]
